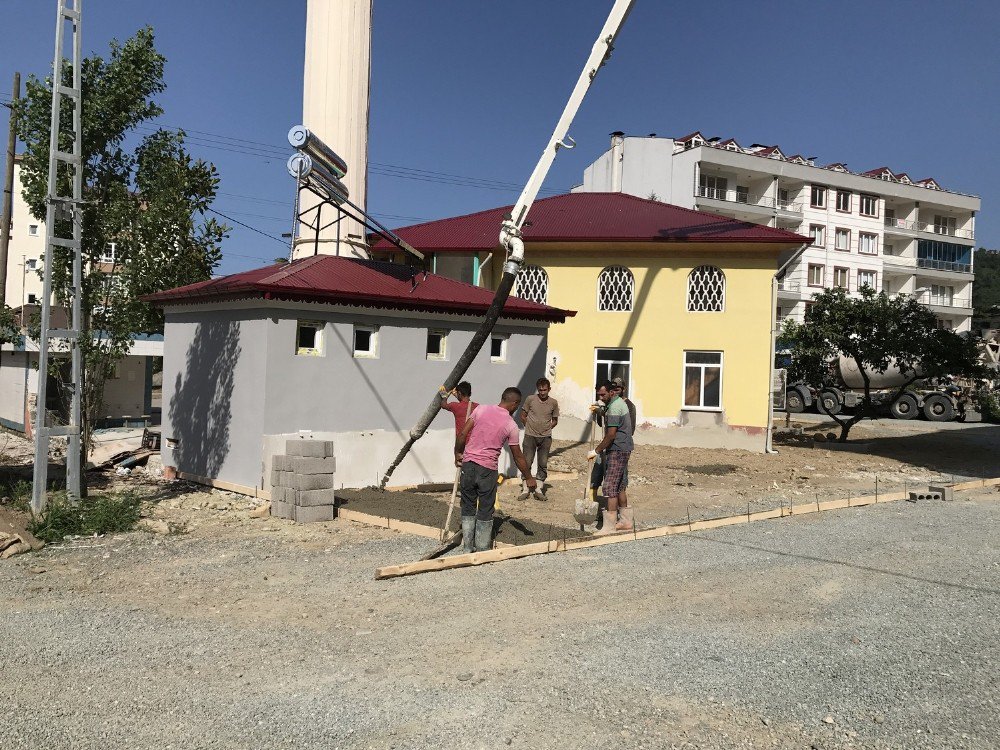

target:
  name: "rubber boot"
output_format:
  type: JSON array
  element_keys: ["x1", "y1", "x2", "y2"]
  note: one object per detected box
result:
[
  {"x1": 461, "y1": 515, "x2": 477, "y2": 553},
  {"x1": 592, "y1": 510, "x2": 619, "y2": 536},
  {"x1": 615, "y1": 506, "x2": 634, "y2": 531},
  {"x1": 474, "y1": 518, "x2": 493, "y2": 552}
]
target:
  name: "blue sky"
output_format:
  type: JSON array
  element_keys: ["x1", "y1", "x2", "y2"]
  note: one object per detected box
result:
[{"x1": 2, "y1": 1, "x2": 998, "y2": 276}]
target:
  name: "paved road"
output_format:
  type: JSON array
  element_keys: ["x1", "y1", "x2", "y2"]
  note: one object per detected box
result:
[
  {"x1": 784, "y1": 409, "x2": 990, "y2": 433},
  {"x1": 2, "y1": 494, "x2": 998, "y2": 749}
]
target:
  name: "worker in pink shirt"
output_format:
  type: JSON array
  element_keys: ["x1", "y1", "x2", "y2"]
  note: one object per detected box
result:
[{"x1": 455, "y1": 387, "x2": 536, "y2": 552}]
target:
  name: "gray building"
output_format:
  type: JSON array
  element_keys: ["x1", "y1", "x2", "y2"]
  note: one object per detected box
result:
[{"x1": 146, "y1": 256, "x2": 571, "y2": 494}]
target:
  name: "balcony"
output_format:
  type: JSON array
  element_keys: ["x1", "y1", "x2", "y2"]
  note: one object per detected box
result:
[
  {"x1": 884, "y1": 217, "x2": 974, "y2": 241},
  {"x1": 916, "y1": 257, "x2": 972, "y2": 274},
  {"x1": 776, "y1": 279, "x2": 803, "y2": 299},
  {"x1": 694, "y1": 187, "x2": 802, "y2": 215},
  {"x1": 892, "y1": 291, "x2": 972, "y2": 312}
]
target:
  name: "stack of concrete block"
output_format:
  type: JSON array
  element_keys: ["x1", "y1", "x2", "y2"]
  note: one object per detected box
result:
[{"x1": 269, "y1": 440, "x2": 337, "y2": 522}]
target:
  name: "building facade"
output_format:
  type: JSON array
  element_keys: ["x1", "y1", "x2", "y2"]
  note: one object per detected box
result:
[
  {"x1": 577, "y1": 132, "x2": 980, "y2": 332},
  {"x1": 147, "y1": 256, "x2": 570, "y2": 493},
  {"x1": 372, "y1": 193, "x2": 807, "y2": 452}
]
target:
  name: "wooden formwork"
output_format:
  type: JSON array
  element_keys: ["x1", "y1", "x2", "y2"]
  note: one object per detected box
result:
[{"x1": 372, "y1": 476, "x2": 1000, "y2": 580}]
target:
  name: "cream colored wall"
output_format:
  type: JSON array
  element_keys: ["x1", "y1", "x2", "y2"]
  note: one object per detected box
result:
[
  {"x1": 5, "y1": 162, "x2": 46, "y2": 306},
  {"x1": 487, "y1": 246, "x2": 783, "y2": 451}
]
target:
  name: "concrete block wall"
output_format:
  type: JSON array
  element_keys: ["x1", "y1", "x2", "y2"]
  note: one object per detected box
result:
[{"x1": 270, "y1": 439, "x2": 336, "y2": 522}]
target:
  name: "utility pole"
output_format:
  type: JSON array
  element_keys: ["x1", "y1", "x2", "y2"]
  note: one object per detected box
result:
[
  {"x1": 32, "y1": 0, "x2": 85, "y2": 512},
  {"x1": 0, "y1": 72, "x2": 19, "y2": 306}
]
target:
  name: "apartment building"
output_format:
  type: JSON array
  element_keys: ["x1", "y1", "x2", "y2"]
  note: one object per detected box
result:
[{"x1": 576, "y1": 131, "x2": 980, "y2": 332}]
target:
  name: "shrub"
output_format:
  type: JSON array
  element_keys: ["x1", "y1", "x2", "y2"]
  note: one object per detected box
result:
[
  {"x1": 28, "y1": 491, "x2": 143, "y2": 543},
  {"x1": 978, "y1": 390, "x2": 1000, "y2": 423}
]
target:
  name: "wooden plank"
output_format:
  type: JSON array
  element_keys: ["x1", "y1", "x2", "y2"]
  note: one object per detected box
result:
[{"x1": 177, "y1": 471, "x2": 262, "y2": 498}]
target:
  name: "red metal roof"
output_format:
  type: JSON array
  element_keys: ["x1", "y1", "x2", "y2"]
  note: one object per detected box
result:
[
  {"x1": 370, "y1": 192, "x2": 808, "y2": 254},
  {"x1": 143, "y1": 256, "x2": 573, "y2": 323}
]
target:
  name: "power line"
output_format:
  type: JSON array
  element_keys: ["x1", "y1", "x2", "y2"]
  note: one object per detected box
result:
[{"x1": 206, "y1": 207, "x2": 287, "y2": 246}]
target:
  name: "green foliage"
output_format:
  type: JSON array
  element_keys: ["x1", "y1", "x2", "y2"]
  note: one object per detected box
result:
[
  {"x1": 977, "y1": 390, "x2": 1000, "y2": 423},
  {"x1": 13, "y1": 27, "x2": 227, "y2": 449},
  {"x1": 0, "y1": 305, "x2": 21, "y2": 347},
  {"x1": 27, "y1": 490, "x2": 142, "y2": 543},
  {"x1": 2, "y1": 479, "x2": 33, "y2": 513},
  {"x1": 972, "y1": 248, "x2": 1000, "y2": 317},
  {"x1": 781, "y1": 288, "x2": 985, "y2": 440}
]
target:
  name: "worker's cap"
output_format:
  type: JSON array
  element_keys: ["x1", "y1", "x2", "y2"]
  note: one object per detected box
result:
[{"x1": 611, "y1": 377, "x2": 625, "y2": 388}]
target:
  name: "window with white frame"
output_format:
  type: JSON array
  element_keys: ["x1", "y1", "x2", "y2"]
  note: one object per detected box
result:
[
  {"x1": 515, "y1": 265, "x2": 548, "y2": 305},
  {"x1": 426, "y1": 329, "x2": 447, "y2": 360},
  {"x1": 808, "y1": 264, "x2": 824, "y2": 287},
  {"x1": 698, "y1": 174, "x2": 728, "y2": 200},
  {"x1": 27, "y1": 293, "x2": 38, "y2": 304},
  {"x1": 25, "y1": 258, "x2": 38, "y2": 270},
  {"x1": 595, "y1": 348, "x2": 631, "y2": 391},
  {"x1": 683, "y1": 351, "x2": 722, "y2": 410},
  {"x1": 296, "y1": 321, "x2": 324, "y2": 356},
  {"x1": 857, "y1": 270, "x2": 877, "y2": 289},
  {"x1": 835, "y1": 228, "x2": 850, "y2": 251},
  {"x1": 353, "y1": 325, "x2": 378, "y2": 358},
  {"x1": 810, "y1": 185, "x2": 826, "y2": 208},
  {"x1": 490, "y1": 334, "x2": 508, "y2": 363},
  {"x1": 100, "y1": 243, "x2": 117, "y2": 264},
  {"x1": 597, "y1": 266, "x2": 634, "y2": 311},
  {"x1": 936, "y1": 318, "x2": 953, "y2": 330},
  {"x1": 777, "y1": 188, "x2": 790, "y2": 208},
  {"x1": 933, "y1": 215, "x2": 957, "y2": 236},
  {"x1": 859, "y1": 194, "x2": 878, "y2": 217},
  {"x1": 833, "y1": 267, "x2": 849, "y2": 289},
  {"x1": 809, "y1": 224, "x2": 826, "y2": 247},
  {"x1": 835, "y1": 190, "x2": 851, "y2": 212},
  {"x1": 687, "y1": 265, "x2": 725, "y2": 312},
  {"x1": 859, "y1": 232, "x2": 878, "y2": 255},
  {"x1": 929, "y1": 284, "x2": 954, "y2": 306},
  {"x1": 28, "y1": 224, "x2": 39, "y2": 236}
]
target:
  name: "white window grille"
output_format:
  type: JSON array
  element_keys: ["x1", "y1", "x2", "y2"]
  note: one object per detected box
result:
[
  {"x1": 597, "y1": 266, "x2": 634, "y2": 311},
  {"x1": 515, "y1": 265, "x2": 548, "y2": 305},
  {"x1": 687, "y1": 265, "x2": 725, "y2": 312}
]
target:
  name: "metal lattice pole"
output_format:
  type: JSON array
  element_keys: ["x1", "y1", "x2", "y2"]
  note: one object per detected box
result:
[{"x1": 31, "y1": 0, "x2": 84, "y2": 513}]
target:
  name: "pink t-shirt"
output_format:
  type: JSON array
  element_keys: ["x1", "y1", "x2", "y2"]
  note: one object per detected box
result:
[{"x1": 462, "y1": 404, "x2": 520, "y2": 471}]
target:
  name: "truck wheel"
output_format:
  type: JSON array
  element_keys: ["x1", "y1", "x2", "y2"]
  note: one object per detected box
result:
[
  {"x1": 818, "y1": 390, "x2": 842, "y2": 416},
  {"x1": 785, "y1": 390, "x2": 805, "y2": 413},
  {"x1": 890, "y1": 394, "x2": 919, "y2": 420},
  {"x1": 922, "y1": 394, "x2": 955, "y2": 422}
]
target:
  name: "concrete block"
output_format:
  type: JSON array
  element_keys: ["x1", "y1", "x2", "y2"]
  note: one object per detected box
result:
[
  {"x1": 286, "y1": 439, "x2": 335, "y2": 458},
  {"x1": 295, "y1": 488, "x2": 336, "y2": 507},
  {"x1": 270, "y1": 499, "x2": 294, "y2": 520},
  {"x1": 907, "y1": 490, "x2": 943, "y2": 502},
  {"x1": 290, "y1": 456, "x2": 337, "y2": 475},
  {"x1": 272, "y1": 455, "x2": 293, "y2": 471},
  {"x1": 929, "y1": 485, "x2": 954, "y2": 501},
  {"x1": 270, "y1": 469, "x2": 294, "y2": 487},
  {"x1": 287, "y1": 473, "x2": 335, "y2": 491},
  {"x1": 293, "y1": 503, "x2": 335, "y2": 523}
]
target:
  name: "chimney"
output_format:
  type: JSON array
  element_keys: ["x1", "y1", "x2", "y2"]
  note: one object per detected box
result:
[{"x1": 610, "y1": 131, "x2": 625, "y2": 193}]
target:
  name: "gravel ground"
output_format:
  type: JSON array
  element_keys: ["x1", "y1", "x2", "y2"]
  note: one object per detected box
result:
[{"x1": 1, "y1": 492, "x2": 998, "y2": 749}]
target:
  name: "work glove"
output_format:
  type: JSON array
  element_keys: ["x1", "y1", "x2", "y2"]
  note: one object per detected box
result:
[{"x1": 586, "y1": 450, "x2": 598, "y2": 461}]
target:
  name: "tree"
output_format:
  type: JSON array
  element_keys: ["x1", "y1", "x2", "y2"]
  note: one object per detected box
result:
[
  {"x1": 15, "y1": 27, "x2": 227, "y2": 452},
  {"x1": 781, "y1": 288, "x2": 984, "y2": 442}
]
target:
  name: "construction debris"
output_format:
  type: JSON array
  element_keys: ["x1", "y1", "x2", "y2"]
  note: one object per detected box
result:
[{"x1": 0, "y1": 507, "x2": 45, "y2": 559}]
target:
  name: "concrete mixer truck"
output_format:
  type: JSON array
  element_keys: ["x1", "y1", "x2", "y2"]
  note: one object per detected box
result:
[{"x1": 784, "y1": 355, "x2": 972, "y2": 422}]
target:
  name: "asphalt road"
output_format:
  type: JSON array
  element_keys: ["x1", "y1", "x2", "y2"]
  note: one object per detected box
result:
[{"x1": 2, "y1": 492, "x2": 998, "y2": 749}]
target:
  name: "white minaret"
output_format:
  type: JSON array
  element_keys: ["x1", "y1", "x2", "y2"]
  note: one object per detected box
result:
[{"x1": 295, "y1": 0, "x2": 373, "y2": 258}]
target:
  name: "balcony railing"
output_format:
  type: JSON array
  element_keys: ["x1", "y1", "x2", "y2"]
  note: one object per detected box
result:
[
  {"x1": 776, "y1": 279, "x2": 801, "y2": 292},
  {"x1": 916, "y1": 257, "x2": 972, "y2": 274},
  {"x1": 892, "y1": 292, "x2": 972, "y2": 309},
  {"x1": 884, "y1": 217, "x2": 974, "y2": 240},
  {"x1": 695, "y1": 187, "x2": 801, "y2": 213}
]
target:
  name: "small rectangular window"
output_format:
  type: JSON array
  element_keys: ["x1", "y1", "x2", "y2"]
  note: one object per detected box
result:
[
  {"x1": 426, "y1": 329, "x2": 447, "y2": 360},
  {"x1": 809, "y1": 224, "x2": 825, "y2": 247},
  {"x1": 859, "y1": 194, "x2": 878, "y2": 217},
  {"x1": 858, "y1": 270, "x2": 877, "y2": 289},
  {"x1": 28, "y1": 224, "x2": 39, "y2": 236},
  {"x1": 353, "y1": 325, "x2": 378, "y2": 358},
  {"x1": 859, "y1": 232, "x2": 878, "y2": 255},
  {"x1": 683, "y1": 350, "x2": 723, "y2": 410},
  {"x1": 835, "y1": 228, "x2": 850, "y2": 251},
  {"x1": 835, "y1": 190, "x2": 851, "y2": 213},
  {"x1": 100, "y1": 243, "x2": 117, "y2": 264},
  {"x1": 490, "y1": 335, "x2": 508, "y2": 363},
  {"x1": 27, "y1": 293, "x2": 38, "y2": 304},
  {"x1": 810, "y1": 186, "x2": 826, "y2": 208},
  {"x1": 295, "y1": 321, "x2": 323, "y2": 356},
  {"x1": 933, "y1": 215, "x2": 957, "y2": 236},
  {"x1": 595, "y1": 348, "x2": 632, "y2": 389},
  {"x1": 808, "y1": 264, "x2": 824, "y2": 287},
  {"x1": 833, "y1": 267, "x2": 849, "y2": 289},
  {"x1": 25, "y1": 258, "x2": 38, "y2": 270}
]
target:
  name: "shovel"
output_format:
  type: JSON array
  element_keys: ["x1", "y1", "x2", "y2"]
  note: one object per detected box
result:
[
  {"x1": 441, "y1": 398, "x2": 473, "y2": 542},
  {"x1": 573, "y1": 419, "x2": 599, "y2": 528}
]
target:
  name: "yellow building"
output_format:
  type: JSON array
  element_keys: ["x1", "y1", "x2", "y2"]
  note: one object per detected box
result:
[{"x1": 373, "y1": 193, "x2": 807, "y2": 452}]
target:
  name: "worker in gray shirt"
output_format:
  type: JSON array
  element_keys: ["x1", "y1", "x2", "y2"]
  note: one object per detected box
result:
[{"x1": 519, "y1": 377, "x2": 559, "y2": 501}]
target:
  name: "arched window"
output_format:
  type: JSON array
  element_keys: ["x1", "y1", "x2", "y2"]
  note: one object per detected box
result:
[
  {"x1": 687, "y1": 265, "x2": 726, "y2": 312},
  {"x1": 598, "y1": 266, "x2": 634, "y2": 311},
  {"x1": 515, "y1": 265, "x2": 548, "y2": 305}
]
